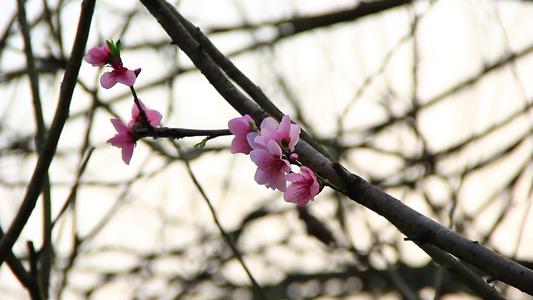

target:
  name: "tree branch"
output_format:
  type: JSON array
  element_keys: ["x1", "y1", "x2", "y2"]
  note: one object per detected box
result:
[
  {"x1": 332, "y1": 162, "x2": 533, "y2": 295},
  {"x1": 139, "y1": 0, "x2": 533, "y2": 297}
]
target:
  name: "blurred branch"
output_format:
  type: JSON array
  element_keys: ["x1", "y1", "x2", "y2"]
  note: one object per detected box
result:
[
  {"x1": 140, "y1": 1, "x2": 265, "y2": 121},
  {"x1": 51, "y1": 147, "x2": 95, "y2": 229},
  {"x1": 207, "y1": 0, "x2": 412, "y2": 37},
  {"x1": 414, "y1": 241, "x2": 504, "y2": 300},
  {"x1": 174, "y1": 143, "x2": 269, "y2": 300},
  {"x1": 0, "y1": 227, "x2": 42, "y2": 300},
  {"x1": 422, "y1": 45, "x2": 533, "y2": 111},
  {"x1": 170, "y1": 5, "x2": 333, "y2": 160},
  {"x1": 16, "y1": 0, "x2": 53, "y2": 296},
  {"x1": 0, "y1": 0, "x2": 96, "y2": 266},
  {"x1": 333, "y1": 162, "x2": 533, "y2": 296}
]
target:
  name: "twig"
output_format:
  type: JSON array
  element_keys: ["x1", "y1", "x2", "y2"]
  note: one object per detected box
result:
[
  {"x1": 174, "y1": 143, "x2": 270, "y2": 300},
  {"x1": 0, "y1": 227, "x2": 42, "y2": 300},
  {"x1": 135, "y1": 127, "x2": 231, "y2": 140},
  {"x1": 130, "y1": 85, "x2": 152, "y2": 129}
]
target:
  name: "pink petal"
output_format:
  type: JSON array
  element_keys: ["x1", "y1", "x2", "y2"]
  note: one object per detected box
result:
[
  {"x1": 283, "y1": 166, "x2": 319, "y2": 206},
  {"x1": 255, "y1": 115, "x2": 301, "y2": 152},
  {"x1": 145, "y1": 109, "x2": 163, "y2": 126},
  {"x1": 228, "y1": 115, "x2": 255, "y2": 135},
  {"x1": 120, "y1": 143, "x2": 135, "y2": 164},
  {"x1": 107, "y1": 119, "x2": 136, "y2": 165},
  {"x1": 288, "y1": 127, "x2": 301, "y2": 152},
  {"x1": 128, "y1": 100, "x2": 163, "y2": 128},
  {"x1": 85, "y1": 44, "x2": 111, "y2": 66},
  {"x1": 278, "y1": 115, "x2": 291, "y2": 139},
  {"x1": 260, "y1": 117, "x2": 279, "y2": 130},
  {"x1": 286, "y1": 172, "x2": 305, "y2": 182},
  {"x1": 249, "y1": 140, "x2": 291, "y2": 191},
  {"x1": 245, "y1": 132, "x2": 262, "y2": 150},
  {"x1": 115, "y1": 68, "x2": 136, "y2": 86},
  {"x1": 231, "y1": 135, "x2": 253, "y2": 154},
  {"x1": 228, "y1": 115, "x2": 257, "y2": 154},
  {"x1": 266, "y1": 139, "x2": 283, "y2": 157},
  {"x1": 254, "y1": 167, "x2": 287, "y2": 191},
  {"x1": 110, "y1": 118, "x2": 129, "y2": 133},
  {"x1": 100, "y1": 72, "x2": 117, "y2": 89}
]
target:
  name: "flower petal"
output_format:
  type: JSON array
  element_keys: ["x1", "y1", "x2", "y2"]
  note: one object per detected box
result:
[
  {"x1": 228, "y1": 115, "x2": 257, "y2": 154},
  {"x1": 85, "y1": 44, "x2": 111, "y2": 66},
  {"x1": 100, "y1": 72, "x2": 117, "y2": 89},
  {"x1": 107, "y1": 119, "x2": 136, "y2": 165},
  {"x1": 283, "y1": 166, "x2": 319, "y2": 206},
  {"x1": 250, "y1": 140, "x2": 291, "y2": 191},
  {"x1": 115, "y1": 68, "x2": 136, "y2": 86},
  {"x1": 128, "y1": 99, "x2": 163, "y2": 128}
]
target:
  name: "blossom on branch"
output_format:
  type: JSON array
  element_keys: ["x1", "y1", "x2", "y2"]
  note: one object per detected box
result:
[
  {"x1": 100, "y1": 66, "x2": 136, "y2": 89},
  {"x1": 228, "y1": 114, "x2": 320, "y2": 206},
  {"x1": 85, "y1": 40, "x2": 138, "y2": 89},
  {"x1": 228, "y1": 114, "x2": 258, "y2": 154},
  {"x1": 250, "y1": 140, "x2": 291, "y2": 191},
  {"x1": 128, "y1": 99, "x2": 163, "y2": 128},
  {"x1": 254, "y1": 115, "x2": 300, "y2": 152},
  {"x1": 107, "y1": 100, "x2": 162, "y2": 165},
  {"x1": 85, "y1": 44, "x2": 111, "y2": 66},
  {"x1": 107, "y1": 119, "x2": 136, "y2": 165},
  {"x1": 284, "y1": 166, "x2": 320, "y2": 207}
]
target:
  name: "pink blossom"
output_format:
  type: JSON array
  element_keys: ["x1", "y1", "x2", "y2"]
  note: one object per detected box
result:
[
  {"x1": 250, "y1": 140, "x2": 291, "y2": 191},
  {"x1": 107, "y1": 101, "x2": 163, "y2": 164},
  {"x1": 100, "y1": 66, "x2": 136, "y2": 89},
  {"x1": 107, "y1": 119, "x2": 136, "y2": 165},
  {"x1": 255, "y1": 115, "x2": 300, "y2": 152},
  {"x1": 283, "y1": 166, "x2": 320, "y2": 207},
  {"x1": 128, "y1": 99, "x2": 163, "y2": 128},
  {"x1": 228, "y1": 114, "x2": 258, "y2": 154},
  {"x1": 85, "y1": 44, "x2": 111, "y2": 66},
  {"x1": 85, "y1": 41, "x2": 138, "y2": 89}
]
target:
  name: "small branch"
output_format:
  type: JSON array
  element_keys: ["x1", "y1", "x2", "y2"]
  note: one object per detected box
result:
[
  {"x1": 134, "y1": 127, "x2": 231, "y2": 140},
  {"x1": 130, "y1": 85, "x2": 152, "y2": 129},
  {"x1": 175, "y1": 144, "x2": 269, "y2": 300},
  {"x1": 415, "y1": 242, "x2": 504, "y2": 300},
  {"x1": 0, "y1": 227, "x2": 42, "y2": 300}
]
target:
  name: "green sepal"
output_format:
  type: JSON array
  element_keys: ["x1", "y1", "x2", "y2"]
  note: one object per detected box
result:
[
  {"x1": 248, "y1": 120, "x2": 257, "y2": 131},
  {"x1": 195, "y1": 137, "x2": 209, "y2": 148},
  {"x1": 106, "y1": 39, "x2": 122, "y2": 59}
]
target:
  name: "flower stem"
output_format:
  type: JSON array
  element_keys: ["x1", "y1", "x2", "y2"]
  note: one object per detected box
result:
[{"x1": 129, "y1": 85, "x2": 152, "y2": 130}]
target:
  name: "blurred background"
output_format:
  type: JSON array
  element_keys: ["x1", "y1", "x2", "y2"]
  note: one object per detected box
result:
[{"x1": 1, "y1": 0, "x2": 533, "y2": 299}]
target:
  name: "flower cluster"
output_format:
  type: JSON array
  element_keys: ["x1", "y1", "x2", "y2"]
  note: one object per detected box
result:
[
  {"x1": 85, "y1": 40, "x2": 162, "y2": 164},
  {"x1": 86, "y1": 40, "x2": 320, "y2": 206},
  {"x1": 85, "y1": 40, "x2": 138, "y2": 89},
  {"x1": 228, "y1": 115, "x2": 320, "y2": 206},
  {"x1": 107, "y1": 100, "x2": 163, "y2": 164}
]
